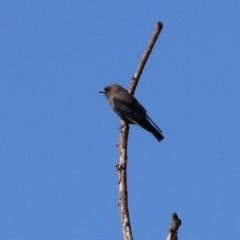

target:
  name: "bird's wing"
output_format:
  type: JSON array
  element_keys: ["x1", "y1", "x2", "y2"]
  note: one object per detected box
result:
[
  {"x1": 145, "y1": 114, "x2": 163, "y2": 133},
  {"x1": 113, "y1": 94, "x2": 163, "y2": 133},
  {"x1": 113, "y1": 96, "x2": 146, "y2": 122}
]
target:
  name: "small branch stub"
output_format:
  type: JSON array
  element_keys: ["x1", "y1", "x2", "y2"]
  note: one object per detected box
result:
[{"x1": 166, "y1": 212, "x2": 182, "y2": 240}]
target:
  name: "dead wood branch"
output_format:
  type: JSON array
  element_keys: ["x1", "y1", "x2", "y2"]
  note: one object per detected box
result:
[{"x1": 116, "y1": 22, "x2": 163, "y2": 240}]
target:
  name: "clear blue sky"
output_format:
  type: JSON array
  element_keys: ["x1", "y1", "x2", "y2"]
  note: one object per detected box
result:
[{"x1": 1, "y1": 1, "x2": 239, "y2": 239}]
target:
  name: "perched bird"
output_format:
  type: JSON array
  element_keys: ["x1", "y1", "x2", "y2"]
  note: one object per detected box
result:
[{"x1": 99, "y1": 84, "x2": 164, "y2": 142}]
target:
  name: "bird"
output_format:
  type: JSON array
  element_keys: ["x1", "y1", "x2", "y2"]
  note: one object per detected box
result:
[{"x1": 99, "y1": 84, "x2": 164, "y2": 142}]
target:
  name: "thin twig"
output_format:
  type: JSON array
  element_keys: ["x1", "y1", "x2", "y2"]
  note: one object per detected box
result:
[
  {"x1": 129, "y1": 22, "x2": 163, "y2": 95},
  {"x1": 116, "y1": 22, "x2": 163, "y2": 240},
  {"x1": 166, "y1": 213, "x2": 182, "y2": 240}
]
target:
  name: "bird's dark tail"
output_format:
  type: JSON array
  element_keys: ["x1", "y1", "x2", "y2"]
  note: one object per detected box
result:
[
  {"x1": 151, "y1": 127, "x2": 164, "y2": 142},
  {"x1": 146, "y1": 115, "x2": 164, "y2": 142}
]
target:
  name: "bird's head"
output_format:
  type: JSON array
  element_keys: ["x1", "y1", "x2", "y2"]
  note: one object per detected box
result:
[{"x1": 99, "y1": 84, "x2": 124, "y2": 99}]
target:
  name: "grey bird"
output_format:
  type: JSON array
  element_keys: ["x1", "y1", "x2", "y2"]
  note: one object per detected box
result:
[{"x1": 99, "y1": 84, "x2": 164, "y2": 142}]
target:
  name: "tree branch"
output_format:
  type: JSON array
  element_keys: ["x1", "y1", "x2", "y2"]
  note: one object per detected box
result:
[
  {"x1": 116, "y1": 22, "x2": 163, "y2": 240},
  {"x1": 129, "y1": 21, "x2": 163, "y2": 95},
  {"x1": 166, "y1": 212, "x2": 182, "y2": 240}
]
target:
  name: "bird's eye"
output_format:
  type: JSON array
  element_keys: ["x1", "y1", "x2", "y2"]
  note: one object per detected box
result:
[{"x1": 104, "y1": 87, "x2": 110, "y2": 92}]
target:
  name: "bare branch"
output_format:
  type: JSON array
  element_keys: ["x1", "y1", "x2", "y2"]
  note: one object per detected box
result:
[
  {"x1": 166, "y1": 212, "x2": 182, "y2": 240},
  {"x1": 116, "y1": 22, "x2": 163, "y2": 240},
  {"x1": 129, "y1": 22, "x2": 163, "y2": 95}
]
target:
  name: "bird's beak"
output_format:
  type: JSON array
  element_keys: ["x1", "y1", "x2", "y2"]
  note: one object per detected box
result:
[{"x1": 99, "y1": 89, "x2": 105, "y2": 93}]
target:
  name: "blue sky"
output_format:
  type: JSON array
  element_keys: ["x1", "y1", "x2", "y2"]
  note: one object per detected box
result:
[{"x1": 0, "y1": 1, "x2": 239, "y2": 239}]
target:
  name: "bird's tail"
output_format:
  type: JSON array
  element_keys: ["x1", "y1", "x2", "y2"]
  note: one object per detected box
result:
[
  {"x1": 146, "y1": 115, "x2": 164, "y2": 142},
  {"x1": 151, "y1": 127, "x2": 164, "y2": 142}
]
